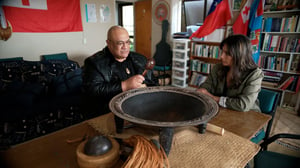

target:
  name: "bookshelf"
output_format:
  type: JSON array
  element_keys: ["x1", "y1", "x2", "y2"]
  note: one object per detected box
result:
[
  {"x1": 187, "y1": 25, "x2": 229, "y2": 88},
  {"x1": 189, "y1": 40, "x2": 222, "y2": 87},
  {"x1": 260, "y1": 8, "x2": 300, "y2": 111}
]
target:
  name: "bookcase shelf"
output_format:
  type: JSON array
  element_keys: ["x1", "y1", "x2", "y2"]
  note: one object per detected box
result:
[
  {"x1": 263, "y1": 9, "x2": 300, "y2": 17},
  {"x1": 260, "y1": 7, "x2": 300, "y2": 111},
  {"x1": 188, "y1": 40, "x2": 222, "y2": 88}
]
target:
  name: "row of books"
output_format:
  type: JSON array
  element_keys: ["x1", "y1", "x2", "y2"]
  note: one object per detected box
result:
[
  {"x1": 263, "y1": 71, "x2": 283, "y2": 82},
  {"x1": 264, "y1": 0, "x2": 298, "y2": 11},
  {"x1": 190, "y1": 60, "x2": 213, "y2": 73},
  {"x1": 263, "y1": 15, "x2": 300, "y2": 33},
  {"x1": 191, "y1": 44, "x2": 220, "y2": 58},
  {"x1": 259, "y1": 55, "x2": 289, "y2": 71},
  {"x1": 262, "y1": 73, "x2": 300, "y2": 92},
  {"x1": 189, "y1": 72, "x2": 207, "y2": 87},
  {"x1": 261, "y1": 34, "x2": 300, "y2": 52}
]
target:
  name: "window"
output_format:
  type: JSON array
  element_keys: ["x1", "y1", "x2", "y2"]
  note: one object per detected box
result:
[
  {"x1": 117, "y1": 2, "x2": 134, "y2": 51},
  {"x1": 183, "y1": 0, "x2": 213, "y2": 26}
]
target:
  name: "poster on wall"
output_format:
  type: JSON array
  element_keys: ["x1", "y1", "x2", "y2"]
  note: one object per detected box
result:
[
  {"x1": 1, "y1": 0, "x2": 83, "y2": 32},
  {"x1": 152, "y1": 0, "x2": 170, "y2": 25},
  {"x1": 85, "y1": 3, "x2": 97, "y2": 23},
  {"x1": 99, "y1": 4, "x2": 110, "y2": 23}
]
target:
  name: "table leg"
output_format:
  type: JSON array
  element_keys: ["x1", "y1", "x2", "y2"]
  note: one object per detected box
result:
[
  {"x1": 159, "y1": 127, "x2": 174, "y2": 156},
  {"x1": 114, "y1": 116, "x2": 124, "y2": 133},
  {"x1": 198, "y1": 123, "x2": 207, "y2": 134}
]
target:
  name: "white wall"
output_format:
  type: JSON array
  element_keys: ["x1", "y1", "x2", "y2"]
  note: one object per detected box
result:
[
  {"x1": 0, "y1": 0, "x2": 179, "y2": 66},
  {"x1": 0, "y1": 0, "x2": 116, "y2": 66}
]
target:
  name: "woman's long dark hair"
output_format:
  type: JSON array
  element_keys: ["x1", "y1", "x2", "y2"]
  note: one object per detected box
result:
[{"x1": 219, "y1": 34, "x2": 258, "y2": 87}]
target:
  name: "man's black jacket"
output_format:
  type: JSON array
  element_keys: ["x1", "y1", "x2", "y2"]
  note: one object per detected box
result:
[{"x1": 82, "y1": 47, "x2": 158, "y2": 118}]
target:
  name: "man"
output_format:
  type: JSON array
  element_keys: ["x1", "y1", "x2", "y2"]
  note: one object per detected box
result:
[{"x1": 82, "y1": 26, "x2": 158, "y2": 118}]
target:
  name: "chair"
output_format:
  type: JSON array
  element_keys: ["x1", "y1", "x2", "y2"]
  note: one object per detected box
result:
[
  {"x1": 251, "y1": 88, "x2": 280, "y2": 144},
  {"x1": 41, "y1": 52, "x2": 68, "y2": 60},
  {"x1": 254, "y1": 133, "x2": 300, "y2": 168}
]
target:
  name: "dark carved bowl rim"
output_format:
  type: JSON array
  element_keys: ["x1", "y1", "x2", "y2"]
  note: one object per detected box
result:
[{"x1": 109, "y1": 86, "x2": 219, "y2": 127}]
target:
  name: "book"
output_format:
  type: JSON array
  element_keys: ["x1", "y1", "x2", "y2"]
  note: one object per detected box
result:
[
  {"x1": 283, "y1": 17, "x2": 290, "y2": 32},
  {"x1": 276, "y1": 73, "x2": 289, "y2": 86},
  {"x1": 262, "y1": 34, "x2": 270, "y2": 51},
  {"x1": 262, "y1": 81, "x2": 279, "y2": 88},
  {"x1": 280, "y1": 17, "x2": 286, "y2": 32},
  {"x1": 196, "y1": 74, "x2": 207, "y2": 86},
  {"x1": 263, "y1": 75, "x2": 281, "y2": 82},
  {"x1": 189, "y1": 72, "x2": 207, "y2": 86},
  {"x1": 294, "y1": 76, "x2": 300, "y2": 93},
  {"x1": 296, "y1": 16, "x2": 300, "y2": 32},
  {"x1": 270, "y1": 35, "x2": 279, "y2": 51},
  {"x1": 263, "y1": 71, "x2": 283, "y2": 78},
  {"x1": 287, "y1": 76, "x2": 298, "y2": 91},
  {"x1": 278, "y1": 76, "x2": 295, "y2": 90},
  {"x1": 271, "y1": 18, "x2": 282, "y2": 32},
  {"x1": 290, "y1": 15, "x2": 297, "y2": 32},
  {"x1": 264, "y1": 18, "x2": 273, "y2": 32},
  {"x1": 190, "y1": 72, "x2": 198, "y2": 85}
]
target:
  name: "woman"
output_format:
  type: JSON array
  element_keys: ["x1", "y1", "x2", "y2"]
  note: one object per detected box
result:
[{"x1": 197, "y1": 34, "x2": 264, "y2": 112}]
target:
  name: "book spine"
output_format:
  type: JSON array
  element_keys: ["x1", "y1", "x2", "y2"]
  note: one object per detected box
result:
[
  {"x1": 295, "y1": 75, "x2": 300, "y2": 93},
  {"x1": 279, "y1": 76, "x2": 295, "y2": 90}
]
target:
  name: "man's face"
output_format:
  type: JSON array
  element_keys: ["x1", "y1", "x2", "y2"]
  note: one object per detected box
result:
[{"x1": 107, "y1": 29, "x2": 131, "y2": 61}]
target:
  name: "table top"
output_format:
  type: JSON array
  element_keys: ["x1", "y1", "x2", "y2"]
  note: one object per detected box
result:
[
  {"x1": 210, "y1": 107, "x2": 272, "y2": 139},
  {"x1": 1, "y1": 122, "x2": 96, "y2": 168},
  {"x1": 0, "y1": 108, "x2": 271, "y2": 168}
]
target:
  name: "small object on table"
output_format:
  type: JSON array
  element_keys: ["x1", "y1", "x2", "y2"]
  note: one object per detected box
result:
[
  {"x1": 206, "y1": 123, "x2": 225, "y2": 136},
  {"x1": 84, "y1": 136, "x2": 112, "y2": 156},
  {"x1": 76, "y1": 136, "x2": 120, "y2": 168}
]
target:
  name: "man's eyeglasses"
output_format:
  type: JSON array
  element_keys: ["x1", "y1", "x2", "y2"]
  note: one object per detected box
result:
[{"x1": 110, "y1": 40, "x2": 132, "y2": 47}]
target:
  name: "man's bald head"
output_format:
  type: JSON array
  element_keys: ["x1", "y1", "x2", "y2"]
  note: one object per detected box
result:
[{"x1": 107, "y1": 26, "x2": 128, "y2": 41}]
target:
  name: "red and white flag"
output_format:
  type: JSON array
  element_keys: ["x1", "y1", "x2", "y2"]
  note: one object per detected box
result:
[
  {"x1": 190, "y1": 0, "x2": 232, "y2": 39},
  {"x1": 232, "y1": 0, "x2": 253, "y2": 35},
  {"x1": 1, "y1": 0, "x2": 83, "y2": 32}
]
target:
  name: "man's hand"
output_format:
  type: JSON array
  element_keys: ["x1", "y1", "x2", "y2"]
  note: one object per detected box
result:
[{"x1": 121, "y1": 75, "x2": 146, "y2": 91}]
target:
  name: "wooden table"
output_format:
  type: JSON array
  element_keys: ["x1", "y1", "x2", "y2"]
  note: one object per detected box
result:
[
  {"x1": 209, "y1": 107, "x2": 272, "y2": 139},
  {"x1": 0, "y1": 123, "x2": 97, "y2": 168},
  {"x1": 0, "y1": 108, "x2": 271, "y2": 168}
]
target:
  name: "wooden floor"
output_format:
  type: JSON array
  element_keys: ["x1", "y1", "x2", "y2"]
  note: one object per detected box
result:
[{"x1": 268, "y1": 107, "x2": 300, "y2": 157}]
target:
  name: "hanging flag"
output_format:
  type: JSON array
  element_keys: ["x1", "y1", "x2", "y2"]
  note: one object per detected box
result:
[
  {"x1": 249, "y1": 0, "x2": 264, "y2": 64},
  {"x1": 232, "y1": 0, "x2": 252, "y2": 35},
  {"x1": 190, "y1": 0, "x2": 232, "y2": 39},
  {"x1": 1, "y1": 0, "x2": 83, "y2": 32}
]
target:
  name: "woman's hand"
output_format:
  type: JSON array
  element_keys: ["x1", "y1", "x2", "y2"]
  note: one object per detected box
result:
[{"x1": 197, "y1": 88, "x2": 220, "y2": 103}]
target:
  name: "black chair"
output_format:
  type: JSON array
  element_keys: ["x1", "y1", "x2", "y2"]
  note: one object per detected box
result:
[
  {"x1": 254, "y1": 133, "x2": 300, "y2": 168},
  {"x1": 251, "y1": 88, "x2": 280, "y2": 144}
]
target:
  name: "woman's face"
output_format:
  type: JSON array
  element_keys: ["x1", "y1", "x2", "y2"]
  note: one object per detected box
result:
[{"x1": 220, "y1": 45, "x2": 233, "y2": 67}]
